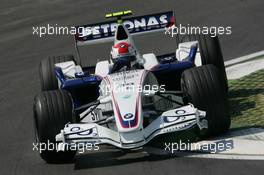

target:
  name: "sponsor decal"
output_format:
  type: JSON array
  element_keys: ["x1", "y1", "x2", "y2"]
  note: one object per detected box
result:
[
  {"x1": 123, "y1": 113, "x2": 134, "y2": 120},
  {"x1": 70, "y1": 127, "x2": 98, "y2": 136},
  {"x1": 122, "y1": 94, "x2": 131, "y2": 99},
  {"x1": 163, "y1": 110, "x2": 187, "y2": 123},
  {"x1": 75, "y1": 11, "x2": 174, "y2": 41},
  {"x1": 174, "y1": 121, "x2": 194, "y2": 130},
  {"x1": 175, "y1": 109, "x2": 186, "y2": 115},
  {"x1": 70, "y1": 127, "x2": 81, "y2": 132},
  {"x1": 163, "y1": 116, "x2": 185, "y2": 123}
]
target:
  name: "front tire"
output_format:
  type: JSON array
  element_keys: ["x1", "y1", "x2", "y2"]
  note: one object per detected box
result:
[
  {"x1": 39, "y1": 55, "x2": 76, "y2": 91},
  {"x1": 181, "y1": 34, "x2": 228, "y2": 92},
  {"x1": 33, "y1": 90, "x2": 76, "y2": 163},
  {"x1": 181, "y1": 65, "x2": 230, "y2": 136}
]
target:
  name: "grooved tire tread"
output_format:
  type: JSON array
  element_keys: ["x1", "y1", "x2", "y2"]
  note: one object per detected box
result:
[
  {"x1": 39, "y1": 55, "x2": 75, "y2": 91},
  {"x1": 33, "y1": 90, "x2": 76, "y2": 163},
  {"x1": 181, "y1": 65, "x2": 230, "y2": 136}
]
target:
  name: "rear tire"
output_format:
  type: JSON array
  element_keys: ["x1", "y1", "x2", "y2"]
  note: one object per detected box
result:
[
  {"x1": 33, "y1": 90, "x2": 76, "y2": 163},
  {"x1": 181, "y1": 65, "x2": 230, "y2": 136},
  {"x1": 39, "y1": 55, "x2": 76, "y2": 91},
  {"x1": 181, "y1": 34, "x2": 228, "y2": 92}
]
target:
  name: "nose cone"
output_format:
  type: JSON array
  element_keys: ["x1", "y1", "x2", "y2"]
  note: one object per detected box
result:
[{"x1": 104, "y1": 70, "x2": 147, "y2": 132}]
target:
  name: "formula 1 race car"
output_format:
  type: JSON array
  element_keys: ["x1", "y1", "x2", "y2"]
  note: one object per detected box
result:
[{"x1": 33, "y1": 11, "x2": 230, "y2": 162}]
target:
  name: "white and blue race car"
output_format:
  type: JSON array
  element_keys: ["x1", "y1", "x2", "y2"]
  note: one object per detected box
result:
[{"x1": 33, "y1": 11, "x2": 230, "y2": 163}]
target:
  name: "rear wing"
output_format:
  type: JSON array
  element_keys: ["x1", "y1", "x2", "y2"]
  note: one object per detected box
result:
[{"x1": 74, "y1": 11, "x2": 175, "y2": 46}]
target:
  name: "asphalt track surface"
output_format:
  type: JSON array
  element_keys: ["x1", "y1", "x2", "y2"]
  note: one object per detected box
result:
[{"x1": 0, "y1": 0, "x2": 263, "y2": 175}]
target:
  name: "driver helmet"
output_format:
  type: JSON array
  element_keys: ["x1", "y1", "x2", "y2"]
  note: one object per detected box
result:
[{"x1": 110, "y1": 42, "x2": 136, "y2": 64}]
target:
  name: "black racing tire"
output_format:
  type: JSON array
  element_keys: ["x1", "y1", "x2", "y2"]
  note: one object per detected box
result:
[
  {"x1": 39, "y1": 55, "x2": 76, "y2": 91},
  {"x1": 181, "y1": 65, "x2": 230, "y2": 136},
  {"x1": 33, "y1": 90, "x2": 76, "y2": 163},
  {"x1": 181, "y1": 34, "x2": 228, "y2": 92}
]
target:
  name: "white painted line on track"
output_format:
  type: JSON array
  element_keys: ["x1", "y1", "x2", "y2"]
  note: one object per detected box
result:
[
  {"x1": 225, "y1": 50, "x2": 264, "y2": 67},
  {"x1": 183, "y1": 153, "x2": 264, "y2": 160},
  {"x1": 226, "y1": 58, "x2": 264, "y2": 79}
]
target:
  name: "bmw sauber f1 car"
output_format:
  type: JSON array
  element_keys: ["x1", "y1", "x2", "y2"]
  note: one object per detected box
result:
[{"x1": 33, "y1": 10, "x2": 230, "y2": 162}]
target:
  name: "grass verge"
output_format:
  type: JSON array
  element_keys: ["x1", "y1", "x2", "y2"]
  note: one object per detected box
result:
[{"x1": 228, "y1": 69, "x2": 264, "y2": 128}]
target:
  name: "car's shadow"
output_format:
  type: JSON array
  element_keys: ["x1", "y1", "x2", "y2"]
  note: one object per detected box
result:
[{"x1": 73, "y1": 148, "x2": 173, "y2": 170}]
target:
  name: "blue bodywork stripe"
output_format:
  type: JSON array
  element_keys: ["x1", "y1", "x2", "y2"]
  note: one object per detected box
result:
[
  {"x1": 151, "y1": 61, "x2": 194, "y2": 73},
  {"x1": 54, "y1": 67, "x2": 100, "y2": 89},
  {"x1": 188, "y1": 45, "x2": 198, "y2": 62}
]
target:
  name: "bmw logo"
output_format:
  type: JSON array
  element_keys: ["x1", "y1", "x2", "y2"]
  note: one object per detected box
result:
[
  {"x1": 120, "y1": 44, "x2": 125, "y2": 48},
  {"x1": 124, "y1": 113, "x2": 133, "y2": 119}
]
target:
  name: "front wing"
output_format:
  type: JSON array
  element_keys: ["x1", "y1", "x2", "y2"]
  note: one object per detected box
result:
[{"x1": 56, "y1": 105, "x2": 207, "y2": 150}]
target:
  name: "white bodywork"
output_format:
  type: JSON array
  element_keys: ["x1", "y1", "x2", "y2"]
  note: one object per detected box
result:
[
  {"x1": 176, "y1": 41, "x2": 202, "y2": 66},
  {"x1": 55, "y1": 61, "x2": 84, "y2": 78},
  {"x1": 56, "y1": 69, "x2": 207, "y2": 149},
  {"x1": 95, "y1": 60, "x2": 111, "y2": 78},
  {"x1": 55, "y1": 21, "x2": 207, "y2": 150},
  {"x1": 142, "y1": 53, "x2": 159, "y2": 70}
]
